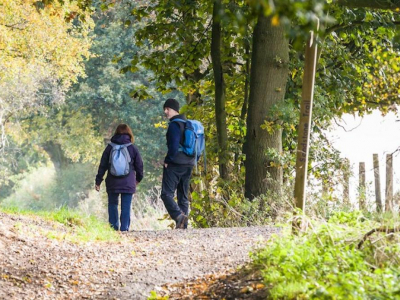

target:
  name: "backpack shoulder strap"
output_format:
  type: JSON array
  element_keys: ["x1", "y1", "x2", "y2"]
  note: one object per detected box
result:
[{"x1": 170, "y1": 119, "x2": 185, "y2": 145}]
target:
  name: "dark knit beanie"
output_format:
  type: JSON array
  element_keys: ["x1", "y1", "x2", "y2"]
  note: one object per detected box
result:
[{"x1": 163, "y1": 98, "x2": 180, "y2": 113}]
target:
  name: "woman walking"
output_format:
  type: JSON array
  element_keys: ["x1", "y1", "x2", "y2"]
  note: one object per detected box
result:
[{"x1": 95, "y1": 124, "x2": 143, "y2": 231}]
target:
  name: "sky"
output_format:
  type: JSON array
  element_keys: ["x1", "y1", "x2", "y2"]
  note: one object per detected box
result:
[{"x1": 326, "y1": 110, "x2": 400, "y2": 204}]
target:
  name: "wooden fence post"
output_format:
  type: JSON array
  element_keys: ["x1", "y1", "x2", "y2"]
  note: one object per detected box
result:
[
  {"x1": 359, "y1": 162, "x2": 366, "y2": 210},
  {"x1": 373, "y1": 154, "x2": 382, "y2": 212},
  {"x1": 385, "y1": 154, "x2": 393, "y2": 212},
  {"x1": 293, "y1": 27, "x2": 318, "y2": 233},
  {"x1": 343, "y1": 158, "x2": 350, "y2": 205}
]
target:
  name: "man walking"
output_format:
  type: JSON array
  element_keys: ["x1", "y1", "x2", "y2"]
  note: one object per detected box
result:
[{"x1": 161, "y1": 98, "x2": 195, "y2": 229}]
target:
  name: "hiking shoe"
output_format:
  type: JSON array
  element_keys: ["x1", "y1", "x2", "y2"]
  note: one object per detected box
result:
[{"x1": 175, "y1": 214, "x2": 188, "y2": 229}]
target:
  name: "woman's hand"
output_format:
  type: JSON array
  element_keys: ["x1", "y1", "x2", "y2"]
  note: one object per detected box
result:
[{"x1": 95, "y1": 184, "x2": 100, "y2": 192}]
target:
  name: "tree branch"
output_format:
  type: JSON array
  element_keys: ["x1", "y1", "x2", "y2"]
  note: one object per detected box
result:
[
  {"x1": 333, "y1": 117, "x2": 363, "y2": 132},
  {"x1": 358, "y1": 227, "x2": 400, "y2": 249},
  {"x1": 1, "y1": 21, "x2": 28, "y2": 30},
  {"x1": 336, "y1": 0, "x2": 400, "y2": 10}
]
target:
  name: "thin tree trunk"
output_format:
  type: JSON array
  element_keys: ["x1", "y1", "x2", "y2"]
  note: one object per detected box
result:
[
  {"x1": 240, "y1": 40, "x2": 251, "y2": 122},
  {"x1": 211, "y1": 0, "x2": 228, "y2": 180},
  {"x1": 244, "y1": 14, "x2": 289, "y2": 199},
  {"x1": 235, "y1": 38, "x2": 251, "y2": 165}
]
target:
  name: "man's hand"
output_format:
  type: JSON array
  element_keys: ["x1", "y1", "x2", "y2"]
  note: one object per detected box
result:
[
  {"x1": 95, "y1": 184, "x2": 100, "y2": 192},
  {"x1": 164, "y1": 163, "x2": 168, "y2": 168}
]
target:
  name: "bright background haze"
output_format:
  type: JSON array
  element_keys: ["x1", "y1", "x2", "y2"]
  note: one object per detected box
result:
[{"x1": 327, "y1": 110, "x2": 400, "y2": 205}]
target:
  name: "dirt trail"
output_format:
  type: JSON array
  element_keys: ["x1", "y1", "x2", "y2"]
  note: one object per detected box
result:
[{"x1": 0, "y1": 213, "x2": 278, "y2": 299}]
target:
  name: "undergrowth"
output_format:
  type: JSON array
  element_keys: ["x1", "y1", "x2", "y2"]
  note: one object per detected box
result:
[{"x1": 251, "y1": 211, "x2": 400, "y2": 299}]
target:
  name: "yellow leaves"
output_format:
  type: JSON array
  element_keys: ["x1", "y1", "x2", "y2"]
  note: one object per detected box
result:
[
  {"x1": 154, "y1": 121, "x2": 167, "y2": 129},
  {"x1": 0, "y1": 0, "x2": 93, "y2": 88},
  {"x1": 271, "y1": 15, "x2": 280, "y2": 26},
  {"x1": 291, "y1": 69, "x2": 298, "y2": 79},
  {"x1": 240, "y1": 283, "x2": 265, "y2": 294},
  {"x1": 260, "y1": 120, "x2": 275, "y2": 134}
]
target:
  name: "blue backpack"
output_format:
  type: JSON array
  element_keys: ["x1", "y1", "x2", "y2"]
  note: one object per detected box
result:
[
  {"x1": 172, "y1": 119, "x2": 206, "y2": 171},
  {"x1": 108, "y1": 142, "x2": 132, "y2": 177}
]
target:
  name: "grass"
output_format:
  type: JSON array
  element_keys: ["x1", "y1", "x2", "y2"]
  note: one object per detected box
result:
[
  {"x1": 0, "y1": 205, "x2": 121, "y2": 243},
  {"x1": 251, "y1": 211, "x2": 400, "y2": 299}
]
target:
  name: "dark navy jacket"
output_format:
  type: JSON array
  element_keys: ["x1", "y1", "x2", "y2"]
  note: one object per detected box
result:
[
  {"x1": 95, "y1": 134, "x2": 143, "y2": 194},
  {"x1": 165, "y1": 114, "x2": 195, "y2": 167}
]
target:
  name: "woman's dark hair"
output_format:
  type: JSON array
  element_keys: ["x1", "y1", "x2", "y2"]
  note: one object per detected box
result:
[{"x1": 114, "y1": 124, "x2": 134, "y2": 143}]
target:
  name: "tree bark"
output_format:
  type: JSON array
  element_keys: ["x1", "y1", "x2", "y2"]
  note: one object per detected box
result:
[
  {"x1": 240, "y1": 38, "x2": 251, "y2": 122},
  {"x1": 244, "y1": 14, "x2": 289, "y2": 199},
  {"x1": 336, "y1": 0, "x2": 400, "y2": 10},
  {"x1": 42, "y1": 141, "x2": 71, "y2": 175},
  {"x1": 211, "y1": 0, "x2": 229, "y2": 180}
]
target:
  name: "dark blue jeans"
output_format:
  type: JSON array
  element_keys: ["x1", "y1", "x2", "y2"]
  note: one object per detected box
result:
[
  {"x1": 107, "y1": 192, "x2": 133, "y2": 231},
  {"x1": 161, "y1": 165, "x2": 192, "y2": 221}
]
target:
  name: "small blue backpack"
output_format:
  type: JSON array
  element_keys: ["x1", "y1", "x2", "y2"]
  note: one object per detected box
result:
[
  {"x1": 108, "y1": 142, "x2": 132, "y2": 177},
  {"x1": 172, "y1": 119, "x2": 206, "y2": 171}
]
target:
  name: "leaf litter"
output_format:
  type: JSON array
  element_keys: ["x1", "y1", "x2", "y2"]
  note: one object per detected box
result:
[{"x1": 0, "y1": 212, "x2": 279, "y2": 299}]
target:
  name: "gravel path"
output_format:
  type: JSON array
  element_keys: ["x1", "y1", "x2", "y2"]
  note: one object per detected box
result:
[{"x1": 0, "y1": 213, "x2": 279, "y2": 299}]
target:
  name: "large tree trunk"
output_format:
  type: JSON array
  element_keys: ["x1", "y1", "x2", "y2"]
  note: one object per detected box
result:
[
  {"x1": 42, "y1": 141, "x2": 71, "y2": 175},
  {"x1": 244, "y1": 14, "x2": 289, "y2": 200},
  {"x1": 211, "y1": 0, "x2": 229, "y2": 180}
]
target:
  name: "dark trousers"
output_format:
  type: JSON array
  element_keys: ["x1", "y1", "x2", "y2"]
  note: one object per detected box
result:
[
  {"x1": 107, "y1": 192, "x2": 133, "y2": 231},
  {"x1": 161, "y1": 165, "x2": 193, "y2": 220}
]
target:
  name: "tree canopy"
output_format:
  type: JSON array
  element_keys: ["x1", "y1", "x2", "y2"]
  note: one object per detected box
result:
[{"x1": 0, "y1": 0, "x2": 93, "y2": 150}]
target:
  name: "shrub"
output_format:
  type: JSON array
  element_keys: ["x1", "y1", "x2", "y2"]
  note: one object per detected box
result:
[{"x1": 251, "y1": 212, "x2": 400, "y2": 299}]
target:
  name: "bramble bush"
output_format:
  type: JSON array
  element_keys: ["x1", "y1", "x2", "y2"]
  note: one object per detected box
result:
[{"x1": 189, "y1": 172, "x2": 294, "y2": 228}]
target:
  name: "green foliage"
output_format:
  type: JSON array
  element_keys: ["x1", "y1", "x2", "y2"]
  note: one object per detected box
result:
[
  {"x1": 66, "y1": 0, "x2": 167, "y2": 189},
  {"x1": 15, "y1": 108, "x2": 103, "y2": 164},
  {"x1": 328, "y1": 210, "x2": 364, "y2": 225},
  {"x1": 148, "y1": 290, "x2": 168, "y2": 300},
  {"x1": 252, "y1": 212, "x2": 400, "y2": 299}
]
